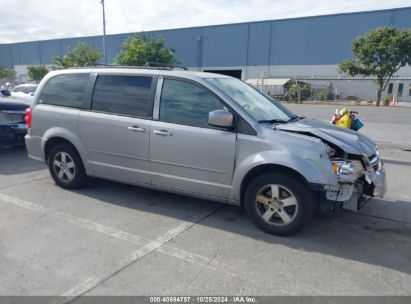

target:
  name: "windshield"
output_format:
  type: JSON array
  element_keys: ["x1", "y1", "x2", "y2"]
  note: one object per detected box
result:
[
  {"x1": 13, "y1": 86, "x2": 25, "y2": 93},
  {"x1": 207, "y1": 78, "x2": 295, "y2": 122}
]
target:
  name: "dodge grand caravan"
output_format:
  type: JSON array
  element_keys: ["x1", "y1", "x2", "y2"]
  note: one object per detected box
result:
[{"x1": 25, "y1": 67, "x2": 387, "y2": 235}]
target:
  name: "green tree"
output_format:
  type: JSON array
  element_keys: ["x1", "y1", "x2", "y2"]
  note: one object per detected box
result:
[
  {"x1": 285, "y1": 79, "x2": 311, "y2": 103},
  {"x1": 0, "y1": 65, "x2": 16, "y2": 82},
  {"x1": 53, "y1": 42, "x2": 102, "y2": 68},
  {"x1": 27, "y1": 65, "x2": 49, "y2": 82},
  {"x1": 115, "y1": 34, "x2": 177, "y2": 66},
  {"x1": 339, "y1": 27, "x2": 411, "y2": 106}
]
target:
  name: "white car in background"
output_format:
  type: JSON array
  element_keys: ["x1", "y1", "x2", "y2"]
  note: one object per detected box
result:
[{"x1": 11, "y1": 84, "x2": 37, "y2": 104}]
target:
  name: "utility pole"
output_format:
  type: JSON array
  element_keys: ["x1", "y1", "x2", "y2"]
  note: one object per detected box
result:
[{"x1": 101, "y1": 0, "x2": 107, "y2": 64}]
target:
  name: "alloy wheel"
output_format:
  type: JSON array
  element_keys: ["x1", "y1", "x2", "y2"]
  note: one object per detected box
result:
[
  {"x1": 255, "y1": 184, "x2": 299, "y2": 226},
  {"x1": 53, "y1": 151, "x2": 76, "y2": 182}
]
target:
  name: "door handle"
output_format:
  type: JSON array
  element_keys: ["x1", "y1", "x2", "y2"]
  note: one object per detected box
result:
[
  {"x1": 128, "y1": 126, "x2": 146, "y2": 133},
  {"x1": 153, "y1": 129, "x2": 173, "y2": 137}
]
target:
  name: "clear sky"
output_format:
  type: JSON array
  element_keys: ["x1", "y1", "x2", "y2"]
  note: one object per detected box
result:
[{"x1": 1, "y1": 0, "x2": 410, "y2": 43}]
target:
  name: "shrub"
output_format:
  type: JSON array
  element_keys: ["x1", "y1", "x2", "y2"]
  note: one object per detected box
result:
[
  {"x1": 383, "y1": 96, "x2": 390, "y2": 106},
  {"x1": 316, "y1": 91, "x2": 326, "y2": 101}
]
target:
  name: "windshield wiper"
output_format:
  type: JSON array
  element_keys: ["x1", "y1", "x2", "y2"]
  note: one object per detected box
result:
[
  {"x1": 287, "y1": 115, "x2": 305, "y2": 122},
  {"x1": 258, "y1": 115, "x2": 305, "y2": 124},
  {"x1": 258, "y1": 119, "x2": 289, "y2": 124}
]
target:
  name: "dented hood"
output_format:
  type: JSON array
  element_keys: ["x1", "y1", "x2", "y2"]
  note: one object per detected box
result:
[{"x1": 276, "y1": 118, "x2": 376, "y2": 156}]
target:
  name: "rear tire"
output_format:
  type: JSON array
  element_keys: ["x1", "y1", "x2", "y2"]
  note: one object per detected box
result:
[
  {"x1": 48, "y1": 143, "x2": 86, "y2": 189},
  {"x1": 244, "y1": 172, "x2": 314, "y2": 236}
]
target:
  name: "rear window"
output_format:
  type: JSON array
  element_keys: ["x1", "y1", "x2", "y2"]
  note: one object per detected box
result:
[
  {"x1": 91, "y1": 75, "x2": 153, "y2": 117},
  {"x1": 39, "y1": 74, "x2": 89, "y2": 108}
]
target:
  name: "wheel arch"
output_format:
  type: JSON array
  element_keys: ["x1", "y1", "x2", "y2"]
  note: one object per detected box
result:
[
  {"x1": 44, "y1": 136, "x2": 88, "y2": 189},
  {"x1": 40, "y1": 127, "x2": 88, "y2": 166},
  {"x1": 239, "y1": 164, "x2": 310, "y2": 208},
  {"x1": 44, "y1": 137, "x2": 79, "y2": 164}
]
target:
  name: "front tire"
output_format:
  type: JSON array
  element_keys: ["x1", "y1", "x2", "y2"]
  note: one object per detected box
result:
[
  {"x1": 244, "y1": 172, "x2": 314, "y2": 236},
  {"x1": 48, "y1": 143, "x2": 86, "y2": 189}
]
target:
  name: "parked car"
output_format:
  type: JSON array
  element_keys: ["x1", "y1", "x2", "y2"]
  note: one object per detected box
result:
[
  {"x1": 25, "y1": 67, "x2": 386, "y2": 235},
  {"x1": 11, "y1": 83, "x2": 37, "y2": 104},
  {"x1": 12, "y1": 83, "x2": 37, "y2": 95},
  {"x1": 0, "y1": 91, "x2": 30, "y2": 147}
]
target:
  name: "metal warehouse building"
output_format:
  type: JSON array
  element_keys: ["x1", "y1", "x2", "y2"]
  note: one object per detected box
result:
[{"x1": 1, "y1": 7, "x2": 411, "y2": 103}]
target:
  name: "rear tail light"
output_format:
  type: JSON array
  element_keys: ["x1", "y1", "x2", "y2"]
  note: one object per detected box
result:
[{"x1": 25, "y1": 108, "x2": 32, "y2": 129}]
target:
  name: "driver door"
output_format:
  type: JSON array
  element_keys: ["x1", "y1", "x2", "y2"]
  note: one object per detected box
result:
[{"x1": 149, "y1": 78, "x2": 236, "y2": 199}]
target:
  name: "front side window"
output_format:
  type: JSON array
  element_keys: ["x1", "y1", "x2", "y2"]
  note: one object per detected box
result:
[
  {"x1": 159, "y1": 79, "x2": 225, "y2": 128},
  {"x1": 39, "y1": 74, "x2": 89, "y2": 108},
  {"x1": 207, "y1": 78, "x2": 294, "y2": 122},
  {"x1": 92, "y1": 75, "x2": 153, "y2": 117}
]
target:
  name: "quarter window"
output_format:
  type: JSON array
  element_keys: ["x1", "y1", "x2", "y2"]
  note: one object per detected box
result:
[
  {"x1": 92, "y1": 75, "x2": 153, "y2": 117},
  {"x1": 159, "y1": 79, "x2": 225, "y2": 128},
  {"x1": 39, "y1": 74, "x2": 89, "y2": 108}
]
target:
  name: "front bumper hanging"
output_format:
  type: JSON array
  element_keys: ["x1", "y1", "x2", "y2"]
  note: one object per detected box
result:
[{"x1": 322, "y1": 160, "x2": 387, "y2": 212}]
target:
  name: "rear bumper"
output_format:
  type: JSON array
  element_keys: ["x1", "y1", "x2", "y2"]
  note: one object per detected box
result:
[
  {"x1": 24, "y1": 133, "x2": 44, "y2": 161},
  {"x1": 0, "y1": 124, "x2": 27, "y2": 147}
]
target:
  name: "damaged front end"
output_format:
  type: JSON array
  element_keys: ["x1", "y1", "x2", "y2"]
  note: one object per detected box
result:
[
  {"x1": 324, "y1": 150, "x2": 387, "y2": 212},
  {"x1": 275, "y1": 118, "x2": 387, "y2": 212}
]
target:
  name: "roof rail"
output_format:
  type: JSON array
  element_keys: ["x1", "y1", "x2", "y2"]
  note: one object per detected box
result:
[
  {"x1": 144, "y1": 61, "x2": 188, "y2": 70},
  {"x1": 72, "y1": 62, "x2": 188, "y2": 71},
  {"x1": 69, "y1": 64, "x2": 169, "y2": 70}
]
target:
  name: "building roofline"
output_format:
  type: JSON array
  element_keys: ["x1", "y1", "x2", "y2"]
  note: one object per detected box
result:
[{"x1": 1, "y1": 6, "x2": 411, "y2": 45}]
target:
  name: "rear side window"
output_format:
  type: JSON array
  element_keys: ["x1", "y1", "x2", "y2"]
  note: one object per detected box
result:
[
  {"x1": 91, "y1": 75, "x2": 153, "y2": 117},
  {"x1": 39, "y1": 74, "x2": 89, "y2": 108}
]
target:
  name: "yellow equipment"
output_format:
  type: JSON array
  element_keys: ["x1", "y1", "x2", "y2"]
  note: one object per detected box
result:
[{"x1": 335, "y1": 108, "x2": 352, "y2": 128}]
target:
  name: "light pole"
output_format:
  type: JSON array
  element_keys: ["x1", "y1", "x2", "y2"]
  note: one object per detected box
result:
[{"x1": 100, "y1": 0, "x2": 107, "y2": 64}]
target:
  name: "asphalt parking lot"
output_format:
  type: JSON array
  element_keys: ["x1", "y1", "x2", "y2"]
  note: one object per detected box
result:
[{"x1": 0, "y1": 104, "x2": 410, "y2": 297}]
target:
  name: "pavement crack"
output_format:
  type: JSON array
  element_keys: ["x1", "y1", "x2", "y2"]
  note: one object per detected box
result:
[{"x1": 184, "y1": 251, "x2": 219, "y2": 291}]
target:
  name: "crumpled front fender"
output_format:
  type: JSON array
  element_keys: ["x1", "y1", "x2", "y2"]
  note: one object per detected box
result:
[{"x1": 230, "y1": 146, "x2": 339, "y2": 202}]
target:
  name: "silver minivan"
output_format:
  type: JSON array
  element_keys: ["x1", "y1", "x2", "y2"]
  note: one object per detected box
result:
[{"x1": 25, "y1": 67, "x2": 386, "y2": 235}]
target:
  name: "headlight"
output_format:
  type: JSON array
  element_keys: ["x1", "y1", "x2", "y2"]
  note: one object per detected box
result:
[{"x1": 331, "y1": 160, "x2": 354, "y2": 176}]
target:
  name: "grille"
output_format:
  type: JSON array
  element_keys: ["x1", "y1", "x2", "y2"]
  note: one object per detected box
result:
[{"x1": 0, "y1": 111, "x2": 25, "y2": 124}]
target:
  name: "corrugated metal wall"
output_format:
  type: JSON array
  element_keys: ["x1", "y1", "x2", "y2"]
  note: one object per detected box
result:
[{"x1": 1, "y1": 7, "x2": 410, "y2": 68}]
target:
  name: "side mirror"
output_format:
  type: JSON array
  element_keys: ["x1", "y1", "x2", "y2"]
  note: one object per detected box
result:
[{"x1": 208, "y1": 110, "x2": 234, "y2": 129}]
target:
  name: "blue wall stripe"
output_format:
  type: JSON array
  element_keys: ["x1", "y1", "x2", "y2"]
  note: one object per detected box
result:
[{"x1": 1, "y1": 7, "x2": 410, "y2": 68}]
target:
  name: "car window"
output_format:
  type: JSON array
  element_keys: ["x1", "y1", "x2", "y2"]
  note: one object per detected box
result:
[
  {"x1": 207, "y1": 78, "x2": 293, "y2": 122},
  {"x1": 25, "y1": 86, "x2": 37, "y2": 94},
  {"x1": 13, "y1": 86, "x2": 25, "y2": 93},
  {"x1": 39, "y1": 74, "x2": 89, "y2": 108},
  {"x1": 159, "y1": 79, "x2": 225, "y2": 128},
  {"x1": 92, "y1": 75, "x2": 152, "y2": 117}
]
